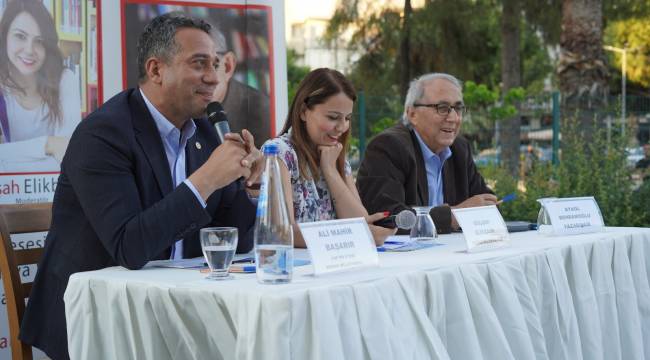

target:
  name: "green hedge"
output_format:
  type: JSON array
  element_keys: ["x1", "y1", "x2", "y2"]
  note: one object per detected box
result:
[{"x1": 479, "y1": 119, "x2": 648, "y2": 227}]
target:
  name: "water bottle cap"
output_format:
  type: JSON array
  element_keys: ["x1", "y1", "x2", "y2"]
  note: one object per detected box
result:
[{"x1": 263, "y1": 143, "x2": 279, "y2": 155}]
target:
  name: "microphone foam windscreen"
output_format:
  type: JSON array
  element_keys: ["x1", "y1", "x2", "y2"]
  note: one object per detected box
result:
[
  {"x1": 206, "y1": 102, "x2": 226, "y2": 125},
  {"x1": 396, "y1": 210, "x2": 417, "y2": 229}
]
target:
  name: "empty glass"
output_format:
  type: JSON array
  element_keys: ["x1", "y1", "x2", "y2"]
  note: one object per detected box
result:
[
  {"x1": 410, "y1": 206, "x2": 437, "y2": 242},
  {"x1": 536, "y1": 198, "x2": 556, "y2": 235},
  {"x1": 200, "y1": 227, "x2": 238, "y2": 280}
]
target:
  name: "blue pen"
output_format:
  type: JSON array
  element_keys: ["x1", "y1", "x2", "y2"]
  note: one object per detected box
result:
[
  {"x1": 232, "y1": 257, "x2": 255, "y2": 264},
  {"x1": 376, "y1": 246, "x2": 386, "y2": 252},
  {"x1": 384, "y1": 240, "x2": 405, "y2": 245},
  {"x1": 500, "y1": 193, "x2": 516, "y2": 203},
  {"x1": 229, "y1": 264, "x2": 256, "y2": 273}
]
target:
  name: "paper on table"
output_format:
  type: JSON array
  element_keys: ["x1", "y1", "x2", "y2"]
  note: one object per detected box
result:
[
  {"x1": 148, "y1": 257, "x2": 312, "y2": 272},
  {"x1": 384, "y1": 235, "x2": 411, "y2": 243},
  {"x1": 379, "y1": 235, "x2": 443, "y2": 252},
  {"x1": 147, "y1": 257, "x2": 205, "y2": 269},
  {"x1": 229, "y1": 258, "x2": 312, "y2": 273}
]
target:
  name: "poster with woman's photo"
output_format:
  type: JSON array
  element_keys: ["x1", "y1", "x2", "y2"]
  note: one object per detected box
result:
[
  {"x1": 123, "y1": 1, "x2": 276, "y2": 148},
  {"x1": 0, "y1": 0, "x2": 100, "y2": 205}
]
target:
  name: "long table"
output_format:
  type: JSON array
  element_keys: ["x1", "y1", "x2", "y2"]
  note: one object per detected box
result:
[{"x1": 64, "y1": 227, "x2": 650, "y2": 360}]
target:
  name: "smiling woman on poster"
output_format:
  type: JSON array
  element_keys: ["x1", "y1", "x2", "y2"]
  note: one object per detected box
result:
[{"x1": 0, "y1": 0, "x2": 81, "y2": 171}]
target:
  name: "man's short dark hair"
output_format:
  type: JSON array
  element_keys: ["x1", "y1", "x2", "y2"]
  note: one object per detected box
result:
[{"x1": 136, "y1": 12, "x2": 212, "y2": 82}]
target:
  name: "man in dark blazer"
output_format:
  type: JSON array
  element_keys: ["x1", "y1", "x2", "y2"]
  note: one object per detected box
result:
[
  {"x1": 20, "y1": 13, "x2": 262, "y2": 360},
  {"x1": 357, "y1": 73, "x2": 496, "y2": 234}
]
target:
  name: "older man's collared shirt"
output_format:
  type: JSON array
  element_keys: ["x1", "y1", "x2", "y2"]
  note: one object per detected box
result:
[
  {"x1": 413, "y1": 130, "x2": 452, "y2": 207},
  {"x1": 140, "y1": 89, "x2": 206, "y2": 260}
]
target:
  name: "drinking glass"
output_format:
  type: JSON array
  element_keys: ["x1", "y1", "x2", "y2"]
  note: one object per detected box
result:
[
  {"x1": 409, "y1": 206, "x2": 437, "y2": 242},
  {"x1": 200, "y1": 227, "x2": 238, "y2": 280},
  {"x1": 536, "y1": 198, "x2": 556, "y2": 235}
]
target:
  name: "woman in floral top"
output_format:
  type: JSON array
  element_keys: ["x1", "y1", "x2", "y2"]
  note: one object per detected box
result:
[{"x1": 263, "y1": 68, "x2": 395, "y2": 247}]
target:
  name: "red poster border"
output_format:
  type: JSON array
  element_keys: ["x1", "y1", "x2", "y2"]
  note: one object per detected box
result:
[{"x1": 119, "y1": 0, "x2": 277, "y2": 136}]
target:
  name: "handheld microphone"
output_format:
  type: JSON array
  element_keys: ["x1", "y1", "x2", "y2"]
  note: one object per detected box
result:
[
  {"x1": 207, "y1": 102, "x2": 230, "y2": 143},
  {"x1": 206, "y1": 102, "x2": 253, "y2": 188},
  {"x1": 374, "y1": 209, "x2": 417, "y2": 230}
]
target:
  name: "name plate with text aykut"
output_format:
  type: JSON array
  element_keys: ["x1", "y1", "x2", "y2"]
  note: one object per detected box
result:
[{"x1": 299, "y1": 218, "x2": 378, "y2": 275}]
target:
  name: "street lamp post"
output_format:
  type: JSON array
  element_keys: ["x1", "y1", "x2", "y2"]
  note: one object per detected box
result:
[{"x1": 603, "y1": 44, "x2": 627, "y2": 134}]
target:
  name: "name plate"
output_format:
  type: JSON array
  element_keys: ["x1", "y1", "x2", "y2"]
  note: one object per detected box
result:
[
  {"x1": 451, "y1": 205, "x2": 510, "y2": 252},
  {"x1": 542, "y1": 196, "x2": 604, "y2": 235},
  {"x1": 298, "y1": 218, "x2": 378, "y2": 275}
]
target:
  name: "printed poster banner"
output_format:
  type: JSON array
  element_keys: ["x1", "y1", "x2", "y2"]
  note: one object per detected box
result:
[
  {"x1": 0, "y1": 0, "x2": 286, "y2": 358},
  {"x1": 0, "y1": 0, "x2": 99, "y2": 204}
]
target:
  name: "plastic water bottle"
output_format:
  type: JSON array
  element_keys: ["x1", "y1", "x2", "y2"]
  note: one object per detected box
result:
[{"x1": 254, "y1": 143, "x2": 294, "y2": 284}]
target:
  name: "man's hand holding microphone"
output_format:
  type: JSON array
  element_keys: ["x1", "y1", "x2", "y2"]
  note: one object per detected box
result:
[{"x1": 189, "y1": 102, "x2": 263, "y2": 202}]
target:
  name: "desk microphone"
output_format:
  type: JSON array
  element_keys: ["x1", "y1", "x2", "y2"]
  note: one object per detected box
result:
[
  {"x1": 374, "y1": 209, "x2": 416, "y2": 230},
  {"x1": 207, "y1": 101, "x2": 230, "y2": 143}
]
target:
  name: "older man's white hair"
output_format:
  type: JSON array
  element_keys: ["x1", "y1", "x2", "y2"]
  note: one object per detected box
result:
[{"x1": 401, "y1": 73, "x2": 463, "y2": 124}]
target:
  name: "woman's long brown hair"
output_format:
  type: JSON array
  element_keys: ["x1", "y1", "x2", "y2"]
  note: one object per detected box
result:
[
  {"x1": 280, "y1": 68, "x2": 356, "y2": 181},
  {"x1": 0, "y1": 0, "x2": 64, "y2": 128}
]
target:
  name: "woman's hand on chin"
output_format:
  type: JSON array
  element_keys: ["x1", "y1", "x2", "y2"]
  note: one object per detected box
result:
[{"x1": 318, "y1": 143, "x2": 342, "y2": 175}]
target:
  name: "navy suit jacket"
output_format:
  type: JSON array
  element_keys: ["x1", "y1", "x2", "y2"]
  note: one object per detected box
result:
[{"x1": 19, "y1": 89, "x2": 256, "y2": 360}]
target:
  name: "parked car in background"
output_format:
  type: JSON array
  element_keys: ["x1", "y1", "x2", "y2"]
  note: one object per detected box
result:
[
  {"x1": 627, "y1": 147, "x2": 644, "y2": 167},
  {"x1": 474, "y1": 148, "x2": 500, "y2": 166},
  {"x1": 474, "y1": 145, "x2": 553, "y2": 167}
]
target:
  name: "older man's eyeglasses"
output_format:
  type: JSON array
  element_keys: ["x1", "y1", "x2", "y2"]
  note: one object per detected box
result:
[{"x1": 413, "y1": 103, "x2": 467, "y2": 116}]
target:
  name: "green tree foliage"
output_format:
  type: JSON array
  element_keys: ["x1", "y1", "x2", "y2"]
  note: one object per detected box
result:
[
  {"x1": 521, "y1": 0, "x2": 561, "y2": 45},
  {"x1": 520, "y1": 0, "x2": 650, "y2": 50},
  {"x1": 604, "y1": 17, "x2": 650, "y2": 88},
  {"x1": 631, "y1": 180, "x2": 650, "y2": 226},
  {"x1": 287, "y1": 49, "x2": 310, "y2": 105},
  {"x1": 482, "y1": 118, "x2": 646, "y2": 226},
  {"x1": 521, "y1": 25, "x2": 554, "y2": 93},
  {"x1": 326, "y1": 0, "x2": 553, "y2": 147},
  {"x1": 604, "y1": 0, "x2": 650, "y2": 22},
  {"x1": 370, "y1": 117, "x2": 398, "y2": 137},
  {"x1": 463, "y1": 82, "x2": 525, "y2": 149},
  {"x1": 328, "y1": 0, "x2": 557, "y2": 92},
  {"x1": 524, "y1": 0, "x2": 650, "y2": 91}
]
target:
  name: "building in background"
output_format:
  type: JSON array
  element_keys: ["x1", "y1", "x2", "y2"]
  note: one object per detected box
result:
[
  {"x1": 284, "y1": 0, "x2": 422, "y2": 72},
  {"x1": 284, "y1": 0, "x2": 356, "y2": 72},
  {"x1": 288, "y1": 17, "x2": 358, "y2": 72}
]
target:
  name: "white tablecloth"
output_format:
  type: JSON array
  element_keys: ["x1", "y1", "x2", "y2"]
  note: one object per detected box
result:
[{"x1": 64, "y1": 227, "x2": 650, "y2": 360}]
